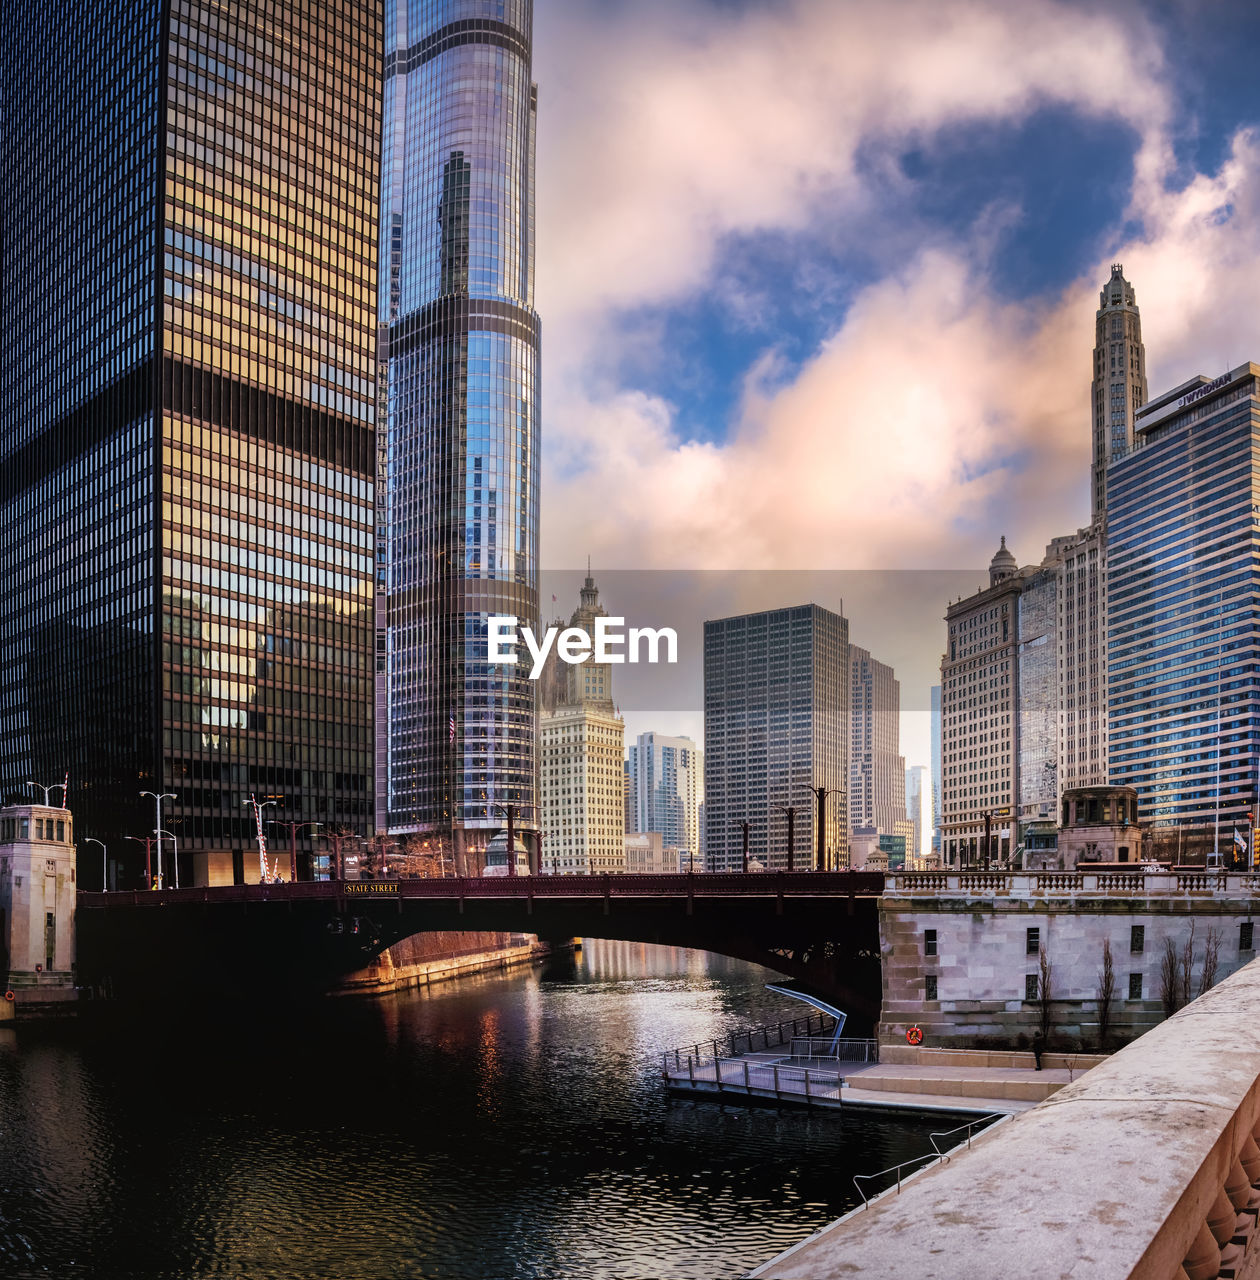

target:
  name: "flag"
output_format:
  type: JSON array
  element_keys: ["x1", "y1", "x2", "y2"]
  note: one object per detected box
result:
[
  {"x1": 1235, "y1": 825, "x2": 1247, "y2": 850},
  {"x1": 449, "y1": 716, "x2": 456, "y2": 743}
]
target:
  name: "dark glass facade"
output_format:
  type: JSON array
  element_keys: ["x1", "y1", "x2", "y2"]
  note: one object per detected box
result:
[
  {"x1": 1, "y1": 0, "x2": 382, "y2": 885},
  {"x1": 380, "y1": 0, "x2": 540, "y2": 856},
  {"x1": 704, "y1": 606, "x2": 850, "y2": 872}
]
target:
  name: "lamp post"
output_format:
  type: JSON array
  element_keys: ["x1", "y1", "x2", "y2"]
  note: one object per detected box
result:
[
  {"x1": 807, "y1": 786, "x2": 842, "y2": 871},
  {"x1": 490, "y1": 802, "x2": 519, "y2": 877},
  {"x1": 123, "y1": 834, "x2": 155, "y2": 889},
  {"x1": 242, "y1": 797, "x2": 277, "y2": 881},
  {"x1": 25, "y1": 779, "x2": 67, "y2": 807},
  {"x1": 776, "y1": 803, "x2": 799, "y2": 872},
  {"x1": 321, "y1": 828, "x2": 357, "y2": 881},
  {"x1": 84, "y1": 838, "x2": 107, "y2": 892},
  {"x1": 155, "y1": 829, "x2": 180, "y2": 888},
  {"x1": 140, "y1": 791, "x2": 176, "y2": 888},
  {"x1": 268, "y1": 820, "x2": 322, "y2": 883},
  {"x1": 733, "y1": 820, "x2": 750, "y2": 873}
]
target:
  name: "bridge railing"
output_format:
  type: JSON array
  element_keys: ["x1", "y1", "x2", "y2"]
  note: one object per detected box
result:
[
  {"x1": 79, "y1": 870, "x2": 887, "y2": 908},
  {"x1": 887, "y1": 870, "x2": 1260, "y2": 897},
  {"x1": 674, "y1": 1054, "x2": 844, "y2": 1103},
  {"x1": 750, "y1": 957, "x2": 1260, "y2": 1279}
]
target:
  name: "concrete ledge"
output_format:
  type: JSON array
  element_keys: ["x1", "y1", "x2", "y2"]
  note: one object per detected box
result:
[
  {"x1": 750, "y1": 957, "x2": 1260, "y2": 1279},
  {"x1": 852, "y1": 1073, "x2": 1064, "y2": 1103},
  {"x1": 878, "y1": 1045, "x2": 1109, "y2": 1071}
]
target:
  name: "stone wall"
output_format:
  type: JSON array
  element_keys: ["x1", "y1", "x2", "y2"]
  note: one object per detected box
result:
[{"x1": 879, "y1": 871, "x2": 1259, "y2": 1051}]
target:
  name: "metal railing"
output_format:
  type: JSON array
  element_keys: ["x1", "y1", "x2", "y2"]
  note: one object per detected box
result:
[
  {"x1": 929, "y1": 1113, "x2": 1005, "y2": 1162},
  {"x1": 788, "y1": 1037, "x2": 879, "y2": 1064},
  {"x1": 852, "y1": 1113, "x2": 1006, "y2": 1208},
  {"x1": 662, "y1": 1012, "x2": 837, "y2": 1073},
  {"x1": 676, "y1": 1054, "x2": 844, "y2": 1105}
]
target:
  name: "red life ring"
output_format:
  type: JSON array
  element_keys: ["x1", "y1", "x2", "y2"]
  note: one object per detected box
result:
[
  {"x1": 3, "y1": 991, "x2": 13, "y2": 1002},
  {"x1": 906, "y1": 1025, "x2": 924, "y2": 1046}
]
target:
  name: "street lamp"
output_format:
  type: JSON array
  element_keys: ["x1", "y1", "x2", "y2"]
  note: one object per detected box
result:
[
  {"x1": 123, "y1": 834, "x2": 155, "y2": 889},
  {"x1": 243, "y1": 797, "x2": 277, "y2": 881},
  {"x1": 140, "y1": 791, "x2": 176, "y2": 888},
  {"x1": 84, "y1": 838, "x2": 107, "y2": 892},
  {"x1": 267, "y1": 820, "x2": 322, "y2": 883},
  {"x1": 775, "y1": 803, "x2": 800, "y2": 872},
  {"x1": 155, "y1": 828, "x2": 180, "y2": 888},
  {"x1": 807, "y1": 786, "x2": 843, "y2": 871},
  {"x1": 733, "y1": 819, "x2": 751, "y2": 873},
  {"x1": 25, "y1": 779, "x2": 67, "y2": 807},
  {"x1": 490, "y1": 802, "x2": 520, "y2": 877}
]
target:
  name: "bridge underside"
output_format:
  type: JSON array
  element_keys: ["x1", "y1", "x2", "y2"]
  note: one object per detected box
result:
[{"x1": 76, "y1": 891, "x2": 883, "y2": 1023}]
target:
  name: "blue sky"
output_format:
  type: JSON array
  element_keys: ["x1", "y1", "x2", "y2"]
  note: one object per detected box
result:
[{"x1": 529, "y1": 0, "x2": 1260, "y2": 763}]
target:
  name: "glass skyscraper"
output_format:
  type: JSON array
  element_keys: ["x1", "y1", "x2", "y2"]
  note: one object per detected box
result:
[
  {"x1": 1, "y1": 0, "x2": 381, "y2": 884},
  {"x1": 379, "y1": 0, "x2": 540, "y2": 863},
  {"x1": 1108, "y1": 363, "x2": 1260, "y2": 840},
  {"x1": 704, "y1": 605, "x2": 850, "y2": 872}
]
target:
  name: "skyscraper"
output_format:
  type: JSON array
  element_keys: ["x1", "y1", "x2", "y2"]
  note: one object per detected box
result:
[
  {"x1": 1091, "y1": 264, "x2": 1149, "y2": 519},
  {"x1": 627, "y1": 731, "x2": 702, "y2": 855},
  {"x1": 849, "y1": 646, "x2": 906, "y2": 836},
  {"x1": 1, "y1": 0, "x2": 382, "y2": 884},
  {"x1": 540, "y1": 574, "x2": 624, "y2": 874},
  {"x1": 930, "y1": 684, "x2": 943, "y2": 856},
  {"x1": 379, "y1": 1, "x2": 540, "y2": 864},
  {"x1": 704, "y1": 605, "x2": 849, "y2": 871},
  {"x1": 1107, "y1": 364, "x2": 1260, "y2": 851}
]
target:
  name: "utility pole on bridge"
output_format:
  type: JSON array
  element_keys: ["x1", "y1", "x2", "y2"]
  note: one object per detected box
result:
[{"x1": 807, "y1": 786, "x2": 843, "y2": 871}]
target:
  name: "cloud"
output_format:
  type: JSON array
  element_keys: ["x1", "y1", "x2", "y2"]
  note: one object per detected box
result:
[{"x1": 532, "y1": 1, "x2": 1260, "y2": 573}]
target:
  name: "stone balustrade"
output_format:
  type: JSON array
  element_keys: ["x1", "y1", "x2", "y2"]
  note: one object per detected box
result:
[
  {"x1": 750, "y1": 956, "x2": 1260, "y2": 1280},
  {"x1": 888, "y1": 871, "x2": 1260, "y2": 897}
]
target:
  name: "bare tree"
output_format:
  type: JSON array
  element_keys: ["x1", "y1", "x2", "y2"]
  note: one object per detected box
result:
[
  {"x1": 1037, "y1": 946, "x2": 1054, "y2": 1043},
  {"x1": 1160, "y1": 937, "x2": 1181, "y2": 1018},
  {"x1": 1180, "y1": 919, "x2": 1197, "y2": 1009},
  {"x1": 1199, "y1": 926, "x2": 1222, "y2": 997},
  {"x1": 1096, "y1": 937, "x2": 1115, "y2": 1051}
]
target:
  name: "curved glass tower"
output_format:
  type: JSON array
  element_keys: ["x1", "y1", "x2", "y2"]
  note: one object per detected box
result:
[{"x1": 380, "y1": 0, "x2": 540, "y2": 862}]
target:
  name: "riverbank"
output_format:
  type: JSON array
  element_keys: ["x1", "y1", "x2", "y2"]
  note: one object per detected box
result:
[{"x1": 331, "y1": 931, "x2": 573, "y2": 996}]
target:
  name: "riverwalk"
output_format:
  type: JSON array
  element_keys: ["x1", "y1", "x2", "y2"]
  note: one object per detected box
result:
[{"x1": 663, "y1": 1028, "x2": 1107, "y2": 1117}]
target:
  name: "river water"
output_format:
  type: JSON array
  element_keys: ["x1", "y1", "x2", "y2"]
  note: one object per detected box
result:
[{"x1": 0, "y1": 941, "x2": 938, "y2": 1279}]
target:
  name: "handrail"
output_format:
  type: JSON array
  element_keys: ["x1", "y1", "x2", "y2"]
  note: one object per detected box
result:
[
  {"x1": 853, "y1": 1153, "x2": 941, "y2": 1207},
  {"x1": 929, "y1": 1112, "x2": 1005, "y2": 1162}
]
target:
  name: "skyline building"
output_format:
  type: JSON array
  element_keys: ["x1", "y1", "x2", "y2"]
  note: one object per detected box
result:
[
  {"x1": 1091, "y1": 263, "x2": 1149, "y2": 519},
  {"x1": 380, "y1": 0, "x2": 541, "y2": 864},
  {"x1": 1107, "y1": 363, "x2": 1260, "y2": 849},
  {"x1": 540, "y1": 574, "x2": 624, "y2": 874},
  {"x1": 906, "y1": 764, "x2": 928, "y2": 866},
  {"x1": 627, "y1": 731, "x2": 702, "y2": 856},
  {"x1": 930, "y1": 684, "x2": 943, "y2": 856},
  {"x1": 704, "y1": 605, "x2": 849, "y2": 872},
  {"x1": 849, "y1": 646, "x2": 906, "y2": 837},
  {"x1": 1, "y1": 0, "x2": 382, "y2": 884}
]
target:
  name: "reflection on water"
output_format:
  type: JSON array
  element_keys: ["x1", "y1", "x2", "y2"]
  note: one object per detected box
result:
[{"x1": 0, "y1": 940, "x2": 934, "y2": 1279}]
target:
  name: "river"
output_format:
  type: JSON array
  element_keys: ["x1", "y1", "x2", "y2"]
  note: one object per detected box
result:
[{"x1": 0, "y1": 940, "x2": 939, "y2": 1279}]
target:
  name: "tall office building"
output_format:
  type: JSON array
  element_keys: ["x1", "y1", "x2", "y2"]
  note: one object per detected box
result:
[
  {"x1": 704, "y1": 605, "x2": 849, "y2": 871},
  {"x1": 1091, "y1": 264, "x2": 1149, "y2": 519},
  {"x1": 540, "y1": 575, "x2": 624, "y2": 874},
  {"x1": 1, "y1": 0, "x2": 381, "y2": 884},
  {"x1": 849, "y1": 646, "x2": 905, "y2": 836},
  {"x1": 906, "y1": 764, "x2": 928, "y2": 866},
  {"x1": 380, "y1": 0, "x2": 540, "y2": 864},
  {"x1": 627, "y1": 731, "x2": 702, "y2": 856},
  {"x1": 930, "y1": 684, "x2": 943, "y2": 856},
  {"x1": 1108, "y1": 364, "x2": 1260, "y2": 847},
  {"x1": 1057, "y1": 523, "x2": 1108, "y2": 790}
]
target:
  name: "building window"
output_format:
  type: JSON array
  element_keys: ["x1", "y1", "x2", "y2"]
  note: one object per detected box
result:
[
  {"x1": 1025, "y1": 973, "x2": 1038, "y2": 1001},
  {"x1": 924, "y1": 929, "x2": 937, "y2": 957},
  {"x1": 1241, "y1": 922, "x2": 1254, "y2": 953},
  {"x1": 1130, "y1": 925, "x2": 1144, "y2": 954},
  {"x1": 1026, "y1": 927, "x2": 1040, "y2": 955},
  {"x1": 925, "y1": 974, "x2": 938, "y2": 1001},
  {"x1": 55, "y1": 821, "x2": 64, "y2": 843},
  {"x1": 1129, "y1": 973, "x2": 1143, "y2": 1000}
]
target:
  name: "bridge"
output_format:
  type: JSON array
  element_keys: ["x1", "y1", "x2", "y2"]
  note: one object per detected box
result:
[{"x1": 75, "y1": 872, "x2": 886, "y2": 1018}]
